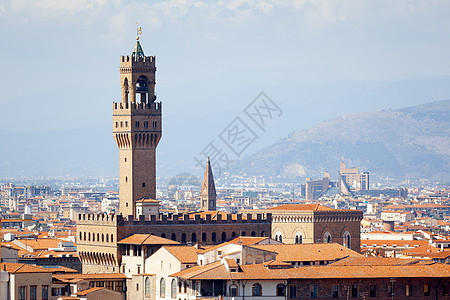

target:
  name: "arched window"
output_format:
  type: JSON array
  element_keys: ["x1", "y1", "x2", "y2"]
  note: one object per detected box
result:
[
  {"x1": 229, "y1": 285, "x2": 238, "y2": 296},
  {"x1": 111, "y1": 234, "x2": 114, "y2": 243},
  {"x1": 251, "y1": 231, "x2": 256, "y2": 237},
  {"x1": 79, "y1": 232, "x2": 82, "y2": 240},
  {"x1": 171, "y1": 279, "x2": 177, "y2": 298},
  {"x1": 181, "y1": 233, "x2": 186, "y2": 243},
  {"x1": 252, "y1": 283, "x2": 262, "y2": 296},
  {"x1": 343, "y1": 231, "x2": 351, "y2": 248},
  {"x1": 274, "y1": 231, "x2": 283, "y2": 243},
  {"x1": 92, "y1": 233, "x2": 95, "y2": 242},
  {"x1": 191, "y1": 233, "x2": 197, "y2": 243},
  {"x1": 83, "y1": 232, "x2": 86, "y2": 240},
  {"x1": 161, "y1": 233, "x2": 166, "y2": 238},
  {"x1": 145, "y1": 277, "x2": 151, "y2": 296},
  {"x1": 88, "y1": 232, "x2": 91, "y2": 241},
  {"x1": 171, "y1": 233, "x2": 176, "y2": 241},
  {"x1": 221, "y1": 232, "x2": 226, "y2": 242},
  {"x1": 211, "y1": 232, "x2": 216, "y2": 242},
  {"x1": 324, "y1": 231, "x2": 332, "y2": 243},
  {"x1": 261, "y1": 231, "x2": 266, "y2": 237},
  {"x1": 241, "y1": 231, "x2": 246, "y2": 236},
  {"x1": 231, "y1": 232, "x2": 236, "y2": 238},
  {"x1": 106, "y1": 234, "x2": 109, "y2": 242},
  {"x1": 276, "y1": 284, "x2": 286, "y2": 296},
  {"x1": 202, "y1": 233, "x2": 207, "y2": 242},
  {"x1": 295, "y1": 232, "x2": 303, "y2": 244},
  {"x1": 102, "y1": 234, "x2": 104, "y2": 242},
  {"x1": 160, "y1": 278, "x2": 166, "y2": 298},
  {"x1": 255, "y1": 256, "x2": 263, "y2": 264}
]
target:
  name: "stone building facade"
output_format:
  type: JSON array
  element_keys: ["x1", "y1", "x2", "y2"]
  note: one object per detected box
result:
[
  {"x1": 242, "y1": 204, "x2": 363, "y2": 253},
  {"x1": 77, "y1": 212, "x2": 271, "y2": 274}
]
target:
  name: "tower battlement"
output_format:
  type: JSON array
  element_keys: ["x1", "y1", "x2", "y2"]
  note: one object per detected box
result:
[
  {"x1": 78, "y1": 212, "x2": 272, "y2": 227},
  {"x1": 120, "y1": 55, "x2": 155, "y2": 66},
  {"x1": 113, "y1": 101, "x2": 162, "y2": 113}
]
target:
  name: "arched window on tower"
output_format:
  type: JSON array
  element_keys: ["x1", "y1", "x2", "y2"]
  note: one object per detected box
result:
[
  {"x1": 191, "y1": 233, "x2": 197, "y2": 243},
  {"x1": 136, "y1": 75, "x2": 148, "y2": 104}
]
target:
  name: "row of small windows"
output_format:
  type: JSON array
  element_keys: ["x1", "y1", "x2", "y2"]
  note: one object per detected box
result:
[
  {"x1": 273, "y1": 231, "x2": 351, "y2": 248},
  {"x1": 115, "y1": 121, "x2": 157, "y2": 128},
  {"x1": 79, "y1": 231, "x2": 114, "y2": 243},
  {"x1": 167, "y1": 231, "x2": 265, "y2": 244},
  {"x1": 246, "y1": 283, "x2": 442, "y2": 298}
]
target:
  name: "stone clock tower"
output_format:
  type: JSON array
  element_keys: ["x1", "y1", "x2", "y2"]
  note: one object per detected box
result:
[{"x1": 113, "y1": 37, "x2": 162, "y2": 217}]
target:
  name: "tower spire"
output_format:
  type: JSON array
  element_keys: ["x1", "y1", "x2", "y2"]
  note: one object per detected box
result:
[{"x1": 200, "y1": 157, "x2": 216, "y2": 211}]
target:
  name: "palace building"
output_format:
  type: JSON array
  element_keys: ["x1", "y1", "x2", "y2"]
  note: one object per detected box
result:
[{"x1": 76, "y1": 36, "x2": 362, "y2": 274}]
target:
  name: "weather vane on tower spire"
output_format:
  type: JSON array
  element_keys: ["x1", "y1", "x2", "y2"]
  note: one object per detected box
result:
[{"x1": 136, "y1": 22, "x2": 142, "y2": 40}]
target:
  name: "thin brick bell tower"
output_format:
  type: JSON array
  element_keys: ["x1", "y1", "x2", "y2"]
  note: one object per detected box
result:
[
  {"x1": 200, "y1": 157, "x2": 217, "y2": 211},
  {"x1": 113, "y1": 33, "x2": 162, "y2": 218}
]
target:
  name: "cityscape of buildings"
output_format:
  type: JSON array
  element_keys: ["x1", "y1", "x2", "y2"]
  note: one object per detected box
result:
[{"x1": 1, "y1": 36, "x2": 450, "y2": 300}]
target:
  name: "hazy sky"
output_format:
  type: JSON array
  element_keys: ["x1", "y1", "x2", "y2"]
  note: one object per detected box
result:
[
  {"x1": 1, "y1": 1, "x2": 450, "y2": 178},
  {"x1": 2, "y1": 0, "x2": 450, "y2": 109}
]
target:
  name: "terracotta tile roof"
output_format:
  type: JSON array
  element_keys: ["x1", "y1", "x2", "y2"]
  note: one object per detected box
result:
[
  {"x1": 430, "y1": 251, "x2": 450, "y2": 259},
  {"x1": 76, "y1": 287, "x2": 105, "y2": 296},
  {"x1": 361, "y1": 239, "x2": 428, "y2": 246},
  {"x1": 197, "y1": 237, "x2": 271, "y2": 254},
  {"x1": 135, "y1": 198, "x2": 160, "y2": 203},
  {"x1": 224, "y1": 258, "x2": 238, "y2": 267},
  {"x1": 171, "y1": 258, "x2": 450, "y2": 281},
  {"x1": 118, "y1": 234, "x2": 180, "y2": 245},
  {"x1": 252, "y1": 243, "x2": 362, "y2": 262},
  {"x1": 164, "y1": 246, "x2": 200, "y2": 264},
  {"x1": 269, "y1": 204, "x2": 335, "y2": 211},
  {"x1": 1, "y1": 263, "x2": 53, "y2": 274}
]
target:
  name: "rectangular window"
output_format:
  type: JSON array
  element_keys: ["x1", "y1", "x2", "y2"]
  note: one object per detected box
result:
[
  {"x1": 351, "y1": 285, "x2": 358, "y2": 297},
  {"x1": 137, "y1": 265, "x2": 141, "y2": 274},
  {"x1": 106, "y1": 281, "x2": 113, "y2": 290},
  {"x1": 332, "y1": 284, "x2": 339, "y2": 298},
  {"x1": 136, "y1": 121, "x2": 140, "y2": 128},
  {"x1": 125, "y1": 121, "x2": 128, "y2": 127},
  {"x1": 310, "y1": 285, "x2": 318, "y2": 298},
  {"x1": 115, "y1": 281, "x2": 124, "y2": 292},
  {"x1": 289, "y1": 285, "x2": 297, "y2": 298},
  {"x1": 30, "y1": 286, "x2": 37, "y2": 300},
  {"x1": 406, "y1": 284, "x2": 412, "y2": 297},
  {"x1": 18, "y1": 286, "x2": 26, "y2": 300},
  {"x1": 369, "y1": 285, "x2": 376, "y2": 297},
  {"x1": 144, "y1": 121, "x2": 148, "y2": 128},
  {"x1": 424, "y1": 284, "x2": 430, "y2": 296},
  {"x1": 96, "y1": 281, "x2": 105, "y2": 287},
  {"x1": 42, "y1": 286, "x2": 49, "y2": 300},
  {"x1": 153, "y1": 121, "x2": 157, "y2": 128}
]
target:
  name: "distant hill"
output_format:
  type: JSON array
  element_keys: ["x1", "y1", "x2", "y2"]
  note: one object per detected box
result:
[{"x1": 231, "y1": 100, "x2": 450, "y2": 183}]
